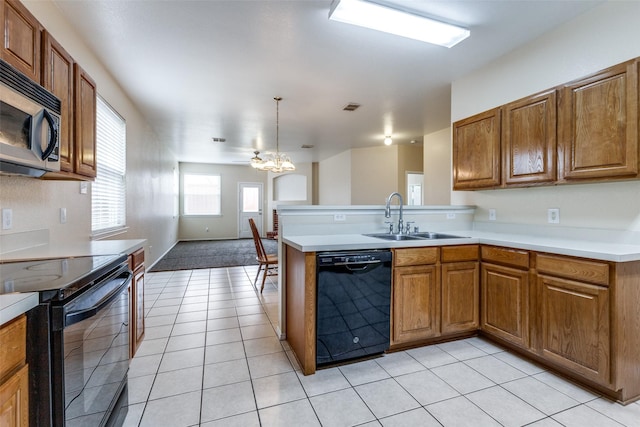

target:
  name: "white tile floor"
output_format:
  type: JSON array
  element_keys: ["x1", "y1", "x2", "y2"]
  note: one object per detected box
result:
[{"x1": 118, "y1": 266, "x2": 640, "y2": 427}]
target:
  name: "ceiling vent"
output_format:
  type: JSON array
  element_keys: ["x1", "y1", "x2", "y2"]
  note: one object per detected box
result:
[
  {"x1": 301, "y1": 144, "x2": 314, "y2": 149},
  {"x1": 343, "y1": 103, "x2": 361, "y2": 111},
  {"x1": 211, "y1": 137, "x2": 226, "y2": 143}
]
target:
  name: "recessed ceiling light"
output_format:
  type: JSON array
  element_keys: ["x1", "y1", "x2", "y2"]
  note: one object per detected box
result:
[
  {"x1": 329, "y1": 0, "x2": 470, "y2": 48},
  {"x1": 384, "y1": 136, "x2": 392, "y2": 146}
]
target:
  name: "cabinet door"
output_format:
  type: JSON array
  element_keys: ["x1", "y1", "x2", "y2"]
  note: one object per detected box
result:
[
  {"x1": 134, "y1": 266, "x2": 145, "y2": 351},
  {"x1": 442, "y1": 261, "x2": 479, "y2": 334},
  {"x1": 42, "y1": 31, "x2": 74, "y2": 172},
  {"x1": 1, "y1": 0, "x2": 41, "y2": 83},
  {"x1": 453, "y1": 108, "x2": 501, "y2": 190},
  {"x1": 558, "y1": 60, "x2": 638, "y2": 181},
  {"x1": 481, "y1": 263, "x2": 529, "y2": 349},
  {"x1": 0, "y1": 364, "x2": 29, "y2": 427},
  {"x1": 392, "y1": 265, "x2": 440, "y2": 345},
  {"x1": 538, "y1": 274, "x2": 610, "y2": 386},
  {"x1": 74, "y1": 63, "x2": 97, "y2": 178},
  {"x1": 503, "y1": 90, "x2": 557, "y2": 186}
]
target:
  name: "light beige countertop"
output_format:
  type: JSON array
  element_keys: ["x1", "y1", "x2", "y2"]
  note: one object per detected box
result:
[
  {"x1": 0, "y1": 238, "x2": 146, "y2": 262},
  {"x1": 283, "y1": 231, "x2": 640, "y2": 262},
  {"x1": 0, "y1": 293, "x2": 38, "y2": 325},
  {"x1": 0, "y1": 239, "x2": 146, "y2": 325}
]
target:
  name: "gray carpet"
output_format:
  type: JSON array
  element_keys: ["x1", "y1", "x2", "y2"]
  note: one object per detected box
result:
[{"x1": 150, "y1": 239, "x2": 278, "y2": 272}]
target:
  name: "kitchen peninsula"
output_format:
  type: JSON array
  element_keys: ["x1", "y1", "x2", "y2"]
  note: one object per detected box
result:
[{"x1": 279, "y1": 205, "x2": 640, "y2": 405}]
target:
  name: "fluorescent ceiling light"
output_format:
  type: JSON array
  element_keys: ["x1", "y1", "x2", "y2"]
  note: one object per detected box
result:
[{"x1": 329, "y1": 0, "x2": 470, "y2": 48}]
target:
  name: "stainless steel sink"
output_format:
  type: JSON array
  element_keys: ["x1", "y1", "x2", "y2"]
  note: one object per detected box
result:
[
  {"x1": 364, "y1": 233, "x2": 424, "y2": 241},
  {"x1": 364, "y1": 232, "x2": 467, "y2": 241},
  {"x1": 411, "y1": 232, "x2": 467, "y2": 239}
]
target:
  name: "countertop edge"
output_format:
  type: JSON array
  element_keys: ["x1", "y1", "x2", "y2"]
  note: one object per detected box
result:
[
  {"x1": 282, "y1": 233, "x2": 640, "y2": 262},
  {"x1": 0, "y1": 293, "x2": 38, "y2": 326},
  {"x1": 0, "y1": 238, "x2": 147, "y2": 262},
  {"x1": 0, "y1": 239, "x2": 147, "y2": 324}
]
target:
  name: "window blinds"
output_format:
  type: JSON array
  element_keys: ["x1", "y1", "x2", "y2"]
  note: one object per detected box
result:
[{"x1": 92, "y1": 96, "x2": 126, "y2": 233}]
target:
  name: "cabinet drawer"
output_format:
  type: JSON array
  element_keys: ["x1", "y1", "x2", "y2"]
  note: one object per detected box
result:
[
  {"x1": 536, "y1": 253, "x2": 609, "y2": 287},
  {"x1": 481, "y1": 246, "x2": 529, "y2": 269},
  {"x1": 129, "y1": 247, "x2": 145, "y2": 270},
  {"x1": 441, "y1": 245, "x2": 479, "y2": 263},
  {"x1": 394, "y1": 247, "x2": 438, "y2": 267},
  {"x1": 0, "y1": 315, "x2": 26, "y2": 380}
]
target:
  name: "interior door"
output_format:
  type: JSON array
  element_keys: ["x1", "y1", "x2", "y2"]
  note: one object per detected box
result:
[{"x1": 238, "y1": 182, "x2": 263, "y2": 239}]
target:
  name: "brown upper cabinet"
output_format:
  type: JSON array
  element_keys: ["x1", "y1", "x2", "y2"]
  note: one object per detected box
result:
[
  {"x1": 503, "y1": 89, "x2": 557, "y2": 186},
  {"x1": 1, "y1": 0, "x2": 41, "y2": 82},
  {"x1": 42, "y1": 34, "x2": 97, "y2": 180},
  {"x1": 558, "y1": 60, "x2": 638, "y2": 181},
  {"x1": 2, "y1": 0, "x2": 98, "y2": 180},
  {"x1": 453, "y1": 58, "x2": 640, "y2": 190},
  {"x1": 42, "y1": 31, "x2": 75, "y2": 174},
  {"x1": 452, "y1": 108, "x2": 501, "y2": 190},
  {"x1": 73, "y1": 63, "x2": 97, "y2": 179}
]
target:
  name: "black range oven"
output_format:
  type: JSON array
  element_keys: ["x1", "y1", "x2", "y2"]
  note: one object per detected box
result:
[{"x1": 0, "y1": 254, "x2": 132, "y2": 426}]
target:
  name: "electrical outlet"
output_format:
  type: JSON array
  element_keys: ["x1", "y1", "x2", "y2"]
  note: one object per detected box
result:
[
  {"x1": 334, "y1": 214, "x2": 346, "y2": 222},
  {"x1": 446, "y1": 213, "x2": 456, "y2": 219},
  {"x1": 548, "y1": 208, "x2": 560, "y2": 224},
  {"x1": 489, "y1": 209, "x2": 496, "y2": 221},
  {"x1": 80, "y1": 182, "x2": 88, "y2": 194},
  {"x1": 2, "y1": 209, "x2": 12, "y2": 230},
  {"x1": 60, "y1": 208, "x2": 67, "y2": 224}
]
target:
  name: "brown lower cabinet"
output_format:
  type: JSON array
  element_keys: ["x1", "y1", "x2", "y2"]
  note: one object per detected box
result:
[
  {"x1": 481, "y1": 264, "x2": 530, "y2": 349},
  {"x1": 392, "y1": 263, "x2": 440, "y2": 345},
  {"x1": 537, "y1": 273, "x2": 610, "y2": 385},
  {"x1": 0, "y1": 315, "x2": 29, "y2": 427},
  {"x1": 481, "y1": 249, "x2": 640, "y2": 403},
  {"x1": 441, "y1": 260, "x2": 479, "y2": 334},
  {"x1": 391, "y1": 245, "x2": 480, "y2": 348},
  {"x1": 284, "y1": 242, "x2": 640, "y2": 403},
  {"x1": 128, "y1": 248, "x2": 145, "y2": 357}
]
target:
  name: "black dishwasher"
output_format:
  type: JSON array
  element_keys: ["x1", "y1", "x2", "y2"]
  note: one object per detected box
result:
[{"x1": 316, "y1": 250, "x2": 392, "y2": 366}]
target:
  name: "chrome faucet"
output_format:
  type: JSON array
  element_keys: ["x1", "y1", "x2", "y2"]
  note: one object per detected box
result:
[{"x1": 384, "y1": 192, "x2": 404, "y2": 234}]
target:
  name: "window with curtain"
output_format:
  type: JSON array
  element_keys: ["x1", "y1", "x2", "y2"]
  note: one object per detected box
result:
[
  {"x1": 183, "y1": 174, "x2": 221, "y2": 215},
  {"x1": 91, "y1": 95, "x2": 126, "y2": 234}
]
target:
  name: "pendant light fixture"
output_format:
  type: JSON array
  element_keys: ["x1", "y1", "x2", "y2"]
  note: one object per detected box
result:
[{"x1": 251, "y1": 97, "x2": 296, "y2": 173}]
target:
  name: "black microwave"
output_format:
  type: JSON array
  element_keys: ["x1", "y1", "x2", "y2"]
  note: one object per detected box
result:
[{"x1": 0, "y1": 59, "x2": 61, "y2": 177}]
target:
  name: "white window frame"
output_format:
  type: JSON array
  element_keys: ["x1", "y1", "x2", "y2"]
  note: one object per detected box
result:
[
  {"x1": 182, "y1": 173, "x2": 222, "y2": 216},
  {"x1": 91, "y1": 95, "x2": 127, "y2": 237}
]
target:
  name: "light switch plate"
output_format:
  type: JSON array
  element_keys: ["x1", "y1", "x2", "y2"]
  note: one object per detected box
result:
[{"x1": 489, "y1": 209, "x2": 496, "y2": 221}]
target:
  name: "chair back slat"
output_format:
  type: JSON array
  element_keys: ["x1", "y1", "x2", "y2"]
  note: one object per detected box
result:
[{"x1": 248, "y1": 218, "x2": 268, "y2": 261}]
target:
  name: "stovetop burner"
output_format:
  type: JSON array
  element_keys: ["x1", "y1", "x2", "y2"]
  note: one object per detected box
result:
[{"x1": 0, "y1": 254, "x2": 127, "y2": 300}]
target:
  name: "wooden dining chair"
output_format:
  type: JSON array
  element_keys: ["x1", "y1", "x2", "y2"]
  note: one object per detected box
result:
[{"x1": 248, "y1": 218, "x2": 278, "y2": 292}]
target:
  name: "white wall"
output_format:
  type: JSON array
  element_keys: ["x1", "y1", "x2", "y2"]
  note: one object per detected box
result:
[
  {"x1": 424, "y1": 128, "x2": 451, "y2": 205},
  {"x1": 179, "y1": 162, "x2": 269, "y2": 240},
  {"x1": 0, "y1": 0, "x2": 178, "y2": 265},
  {"x1": 351, "y1": 146, "x2": 398, "y2": 205},
  {"x1": 451, "y1": 1, "x2": 640, "y2": 232},
  {"x1": 318, "y1": 150, "x2": 351, "y2": 205}
]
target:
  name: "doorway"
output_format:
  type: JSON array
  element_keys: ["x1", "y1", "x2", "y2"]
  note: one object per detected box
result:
[
  {"x1": 238, "y1": 182, "x2": 263, "y2": 239},
  {"x1": 407, "y1": 172, "x2": 424, "y2": 205}
]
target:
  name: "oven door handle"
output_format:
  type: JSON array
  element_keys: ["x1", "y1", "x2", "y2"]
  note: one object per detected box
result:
[{"x1": 64, "y1": 271, "x2": 132, "y2": 327}]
